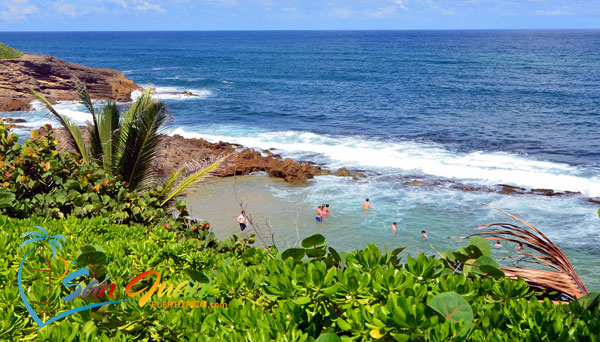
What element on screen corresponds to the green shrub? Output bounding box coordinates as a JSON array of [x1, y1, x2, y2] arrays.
[[0, 119, 209, 230], [0, 42, 23, 59], [1, 216, 598, 341]]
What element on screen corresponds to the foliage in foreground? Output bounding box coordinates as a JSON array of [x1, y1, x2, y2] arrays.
[[0, 42, 23, 59], [0, 119, 207, 230], [1, 215, 599, 342]]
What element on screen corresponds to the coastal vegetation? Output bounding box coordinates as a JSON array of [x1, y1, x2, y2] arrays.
[[1, 118, 599, 341], [0, 42, 23, 59], [1, 215, 599, 341]]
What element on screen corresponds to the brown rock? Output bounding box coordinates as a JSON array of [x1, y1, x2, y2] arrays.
[[588, 198, 600, 205], [498, 184, 526, 195], [333, 167, 351, 177], [404, 180, 429, 186], [0, 54, 139, 112]]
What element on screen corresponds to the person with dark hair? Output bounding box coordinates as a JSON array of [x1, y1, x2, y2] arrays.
[[421, 230, 428, 239], [517, 243, 524, 252], [320, 203, 328, 220], [237, 211, 248, 231], [323, 204, 333, 218], [495, 240, 503, 248], [362, 198, 371, 210], [391, 222, 397, 235]]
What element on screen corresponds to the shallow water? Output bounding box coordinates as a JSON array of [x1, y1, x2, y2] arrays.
[[186, 175, 600, 290]]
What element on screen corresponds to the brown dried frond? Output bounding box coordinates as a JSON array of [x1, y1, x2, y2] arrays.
[[470, 203, 588, 299]]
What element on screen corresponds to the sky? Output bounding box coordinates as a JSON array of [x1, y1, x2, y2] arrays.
[[0, 0, 599, 31]]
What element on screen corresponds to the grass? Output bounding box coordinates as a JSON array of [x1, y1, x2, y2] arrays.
[[0, 42, 24, 59]]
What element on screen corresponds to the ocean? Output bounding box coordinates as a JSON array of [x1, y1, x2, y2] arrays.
[[1, 30, 599, 289]]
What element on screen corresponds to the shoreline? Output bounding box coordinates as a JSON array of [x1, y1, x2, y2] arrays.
[[3, 114, 600, 204]]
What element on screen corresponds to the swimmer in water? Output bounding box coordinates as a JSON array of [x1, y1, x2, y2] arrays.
[[362, 198, 372, 210], [316, 206, 323, 222]]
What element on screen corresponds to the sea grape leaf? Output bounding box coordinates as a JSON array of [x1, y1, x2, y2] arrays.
[[305, 248, 327, 258], [282, 248, 305, 261], [479, 265, 505, 279], [302, 234, 326, 248], [468, 236, 491, 256], [428, 292, 473, 334], [77, 251, 107, 266]]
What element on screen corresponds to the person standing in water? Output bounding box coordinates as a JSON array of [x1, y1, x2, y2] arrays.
[[237, 211, 249, 231], [323, 204, 333, 218], [391, 222, 398, 235], [320, 204, 328, 221], [316, 206, 323, 222], [362, 198, 372, 210], [421, 230, 428, 239]]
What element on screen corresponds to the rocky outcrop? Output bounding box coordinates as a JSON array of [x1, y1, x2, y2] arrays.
[[155, 135, 331, 184], [0, 54, 139, 112]]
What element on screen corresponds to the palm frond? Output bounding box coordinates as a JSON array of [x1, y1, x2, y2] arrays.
[[470, 204, 589, 299], [160, 157, 224, 207], [112, 88, 153, 167], [73, 77, 95, 116], [116, 100, 167, 190], [28, 88, 91, 163], [96, 101, 120, 171], [160, 166, 185, 199], [74, 78, 104, 160]]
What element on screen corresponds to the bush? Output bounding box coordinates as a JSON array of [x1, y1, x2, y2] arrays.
[[1, 216, 598, 341], [0, 119, 209, 230], [0, 42, 23, 59]]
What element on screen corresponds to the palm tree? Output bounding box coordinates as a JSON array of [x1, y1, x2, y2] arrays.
[[17, 226, 66, 328], [29, 79, 222, 203]]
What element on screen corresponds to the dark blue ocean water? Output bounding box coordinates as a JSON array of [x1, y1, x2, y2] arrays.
[[3, 30, 600, 165]]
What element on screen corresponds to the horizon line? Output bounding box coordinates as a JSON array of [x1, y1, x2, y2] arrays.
[[1, 28, 599, 33]]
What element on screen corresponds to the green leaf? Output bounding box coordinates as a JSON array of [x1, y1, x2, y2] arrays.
[[428, 292, 473, 333], [292, 297, 311, 305], [316, 333, 342, 342], [185, 269, 210, 283], [302, 234, 326, 248], [468, 236, 491, 256], [281, 248, 305, 261], [0, 191, 15, 209], [578, 291, 600, 310], [77, 251, 107, 266]]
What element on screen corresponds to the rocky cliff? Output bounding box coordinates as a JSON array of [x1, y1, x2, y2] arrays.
[[0, 54, 139, 112]]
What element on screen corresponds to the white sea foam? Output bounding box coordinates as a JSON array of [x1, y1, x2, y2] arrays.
[[171, 127, 600, 197], [132, 86, 214, 101]]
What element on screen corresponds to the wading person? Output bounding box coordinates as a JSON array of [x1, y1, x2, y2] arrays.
[[316, 205, 323, 222], [237, 211, 249, 231], [362, 198, 372, 210]]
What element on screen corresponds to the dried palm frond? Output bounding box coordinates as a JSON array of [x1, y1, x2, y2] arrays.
[[469, 203, 588, 300]]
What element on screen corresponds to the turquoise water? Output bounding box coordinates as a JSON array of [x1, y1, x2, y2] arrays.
[[1, 30, 599, 289]]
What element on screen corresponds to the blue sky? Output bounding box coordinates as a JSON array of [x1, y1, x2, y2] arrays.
[[1, 0, 599, 31]]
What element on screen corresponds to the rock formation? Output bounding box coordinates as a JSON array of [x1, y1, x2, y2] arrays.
[[0, 54, 139, 112]]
